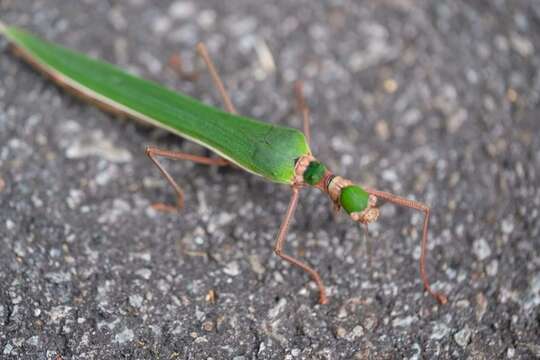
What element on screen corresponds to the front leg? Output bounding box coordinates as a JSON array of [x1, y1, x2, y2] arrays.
[[273, 186, 328, 304], [364, 187, 448, 304]]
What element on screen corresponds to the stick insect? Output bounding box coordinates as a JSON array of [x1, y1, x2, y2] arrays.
[[0, 23, 447, 305]]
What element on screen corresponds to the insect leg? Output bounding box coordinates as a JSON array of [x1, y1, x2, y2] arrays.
[[145, 146, 229, 212], [273, 186, 328, 304], [294, 80, 311, 145], [196, 43, 238, 114], [364, 188, 448, 304]]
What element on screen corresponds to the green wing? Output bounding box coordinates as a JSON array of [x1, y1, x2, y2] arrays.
[[1, 26, 310, 184]]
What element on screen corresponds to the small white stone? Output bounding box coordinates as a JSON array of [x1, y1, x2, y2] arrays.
[[268, 298, 287, 319], [3, 343, 13, 355], [12, 338, 23, 347], [129, 294, 144, 308], [65, 131, 132, 163], [430, 322, 450, 340], [171, 323, 183, 335], [486, 260, 498, 276], [403, 108, 421, 126], [130, 252, 152, 262], [169, 2, 196, 19], [335, 326, 347, 338], [454, 326, 471, 347], [108, 7, 127, 30], [409, 343, 421, 360], [31, 195, 44, 208], [392, 315, 418, 328], [26, 336, 39, 347], [135, 269, 152, 280], [13, 242, 26, 257], [153, 16, 172, 34], [501, 219, 514, 234], [346, 325, 364, 341], [198, 9, 216, 29], [49, 306, 72, 323], [194, 336, 207, 343], [510, 32, 534, 57], [6, 219, 15, 230], [223, 261, 240, 276], [114, 327, 134, 344], [473, 238, 491, 261], [447, 108, 467, 133], [229, 17, 257, 37], [80, 333, 89, 346], [476, 293, 488, 322], [381, 169, 398, 183], [257, 342, 266, 355], [248, 255, 265, 275], [66, 189, 84, 209], [45, 271, 72, 283], [139, 51, 162, 75]]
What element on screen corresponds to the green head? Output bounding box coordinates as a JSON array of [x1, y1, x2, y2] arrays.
[[340, 184, 379, 224], [320, 174, 380, 224], [340, 185, 369, 214]]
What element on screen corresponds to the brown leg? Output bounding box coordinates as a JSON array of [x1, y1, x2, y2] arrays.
[[273, 186, 328, 304], [145, 146, 228, 212], [169, 43, 237, 114], [365, 188, 448, 304], [196, 43, 238, 114], [294, 80, 311, 145]]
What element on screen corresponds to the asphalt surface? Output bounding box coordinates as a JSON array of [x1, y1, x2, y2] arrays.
[[1, 1, 539, 359]]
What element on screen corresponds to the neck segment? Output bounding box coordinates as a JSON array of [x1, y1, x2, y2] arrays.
[[294, 156, 379, 224]]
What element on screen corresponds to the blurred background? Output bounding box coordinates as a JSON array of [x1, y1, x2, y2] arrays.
[[0, 0, 539, 358]]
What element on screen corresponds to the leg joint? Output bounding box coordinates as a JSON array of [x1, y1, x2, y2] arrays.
[[145, 146, 153, 157]]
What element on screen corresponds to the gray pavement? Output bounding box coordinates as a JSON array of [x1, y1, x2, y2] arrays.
[[1, 1, 539, 358]]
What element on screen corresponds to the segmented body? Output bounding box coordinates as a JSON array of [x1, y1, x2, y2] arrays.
[[1, 26, 310, 184]]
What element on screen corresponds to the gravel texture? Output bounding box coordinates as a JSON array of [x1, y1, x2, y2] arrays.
[[1, 1, 539, 359]]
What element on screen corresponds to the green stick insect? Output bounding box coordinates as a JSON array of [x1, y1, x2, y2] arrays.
[[0, 23, 447, 305]]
